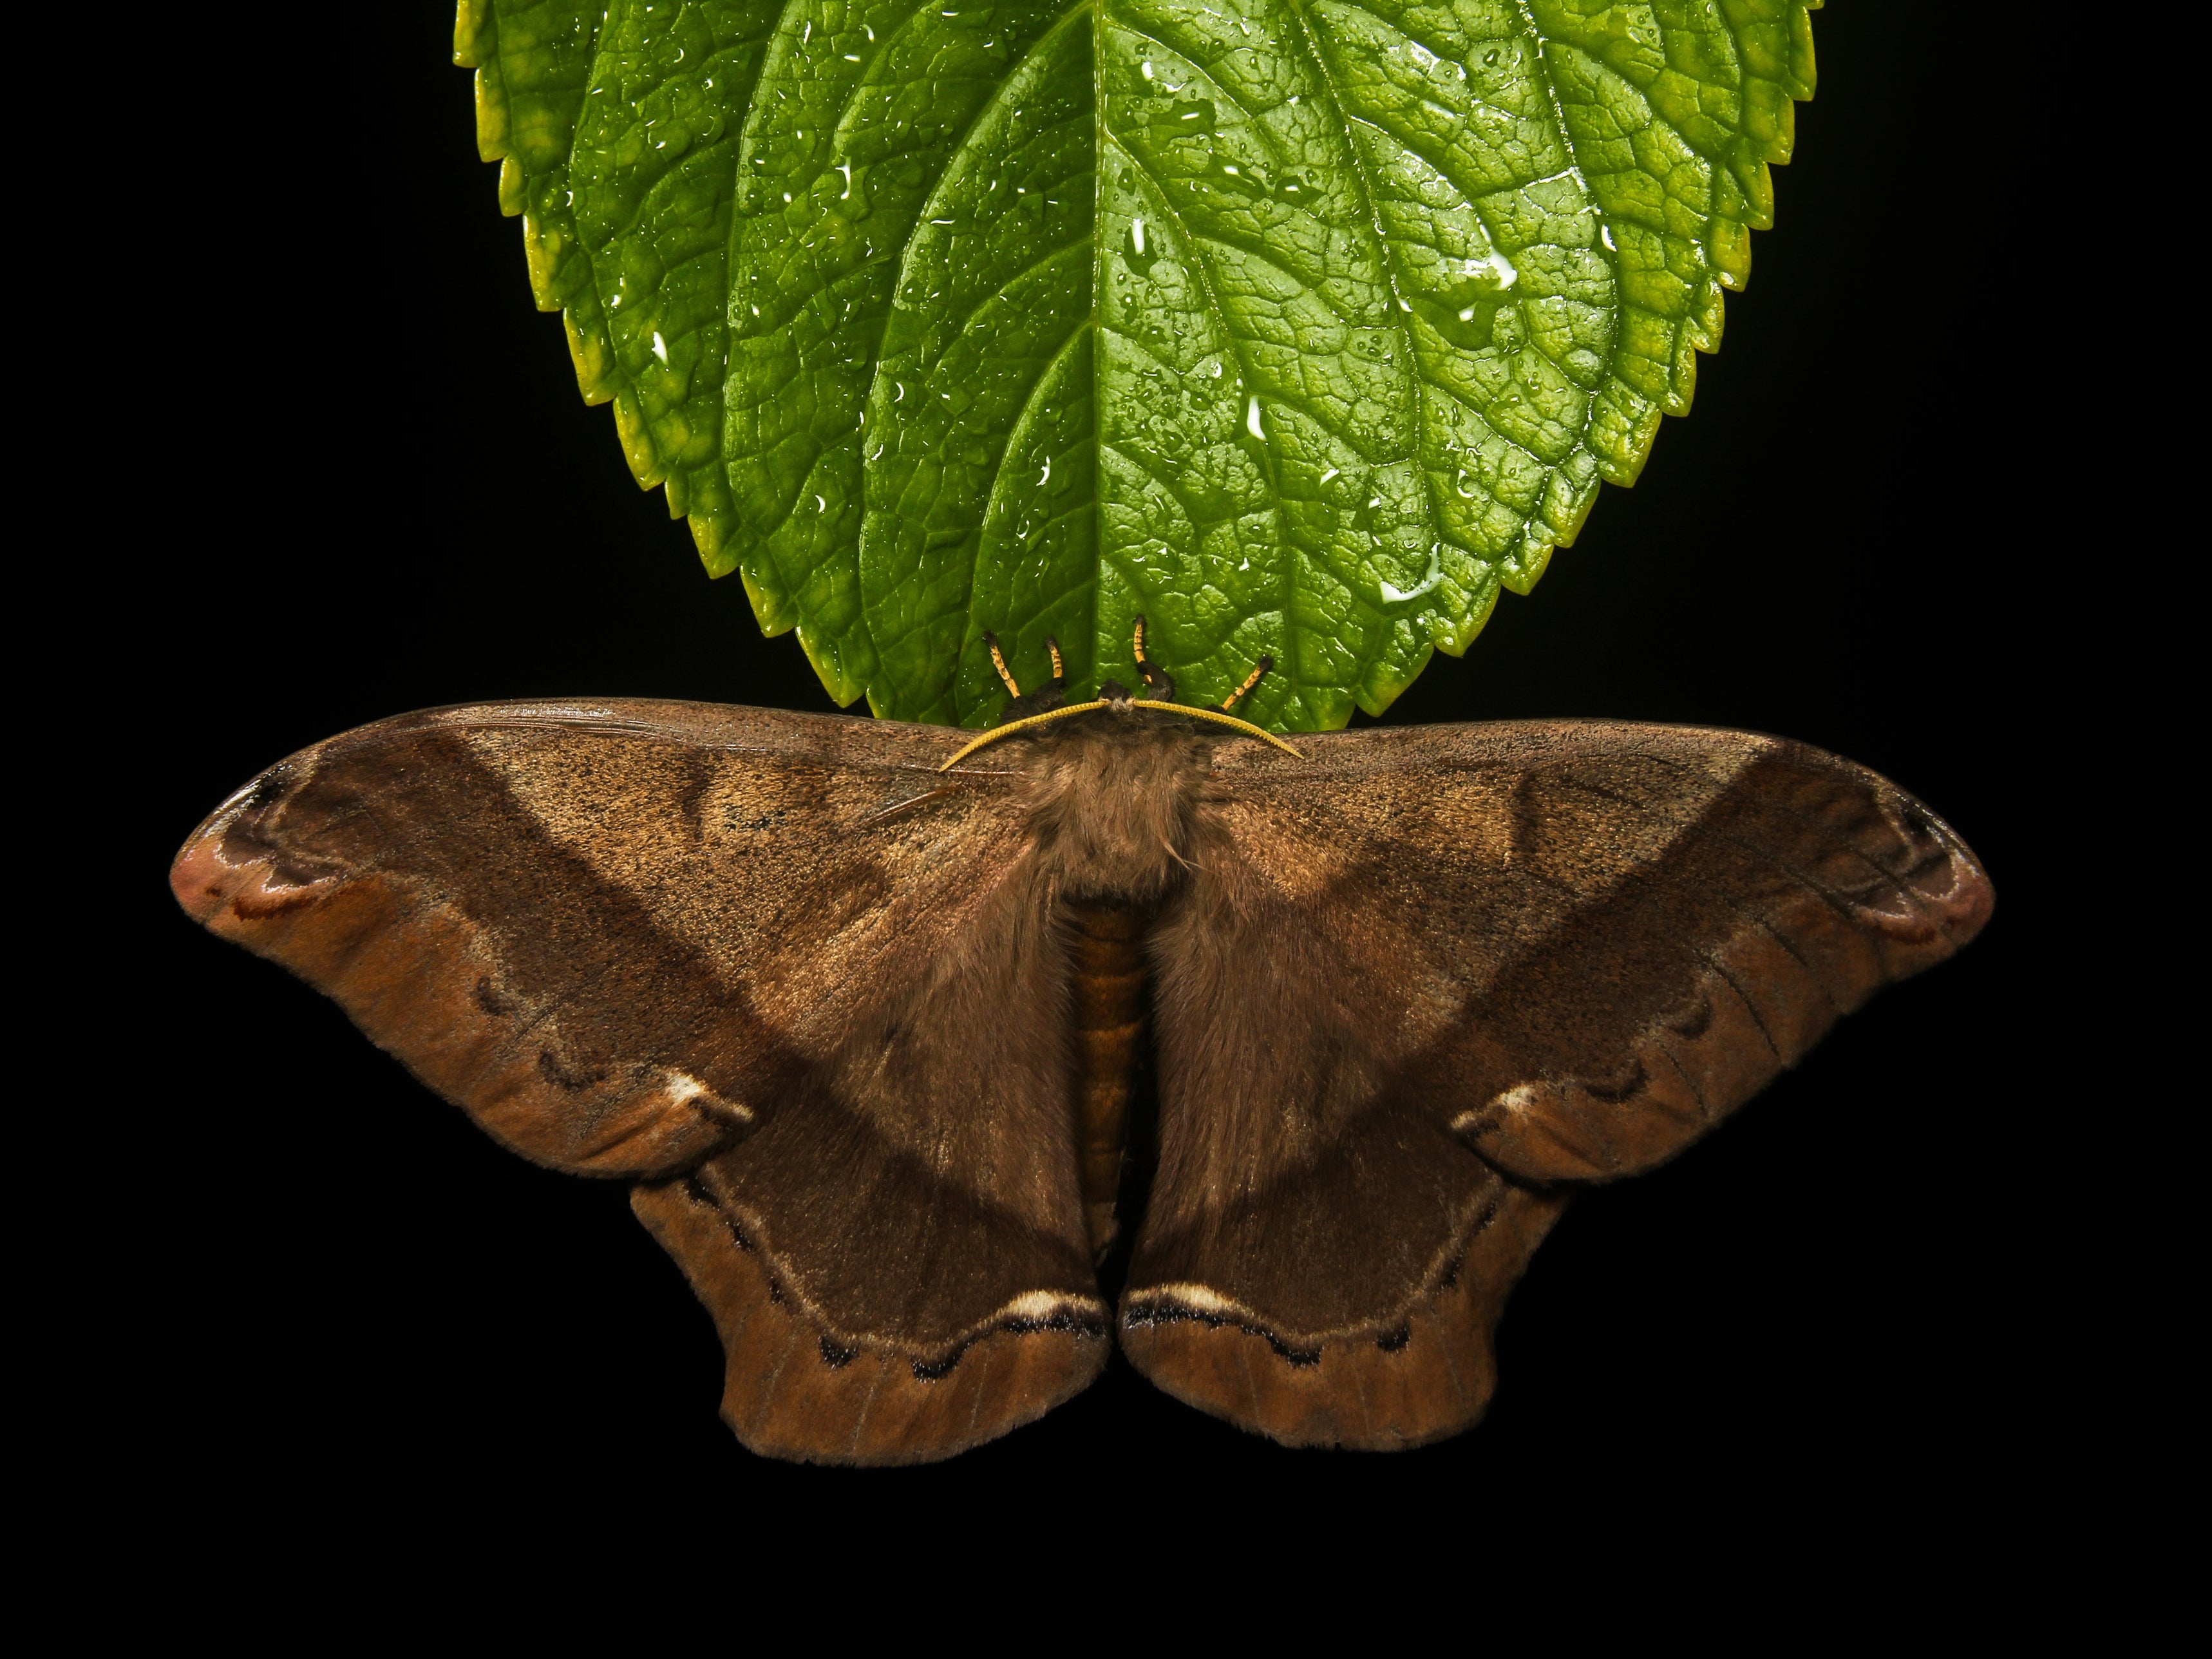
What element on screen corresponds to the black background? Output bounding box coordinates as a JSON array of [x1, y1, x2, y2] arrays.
[[67, 0, 2175, 1604]]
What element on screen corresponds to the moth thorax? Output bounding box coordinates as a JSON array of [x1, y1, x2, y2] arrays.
[[1021, 721, 1209, 904]]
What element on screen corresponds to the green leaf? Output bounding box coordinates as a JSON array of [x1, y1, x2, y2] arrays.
[[458, 0, 1816, 729]]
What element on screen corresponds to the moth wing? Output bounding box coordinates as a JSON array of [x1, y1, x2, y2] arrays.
[[1124, 721, 1993, 1449], [172, 699, 1105, 1464]]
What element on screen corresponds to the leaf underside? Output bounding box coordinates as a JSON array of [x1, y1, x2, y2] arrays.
[[457, 0, 1815, 730]]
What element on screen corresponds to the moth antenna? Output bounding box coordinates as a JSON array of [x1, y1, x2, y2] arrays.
[[1218, 654, 1274, 712], [939, 701, 1111, 770], [983, 631, 1022, 698], [941, 694, 1306, 770], [1128, 614, 1178, 701], [1045, 636, 1065, 681], [1131, 700, 1303, 757]]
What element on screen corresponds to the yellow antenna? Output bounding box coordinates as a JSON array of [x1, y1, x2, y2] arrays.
[[983, 631, 1021, 697], [1134, 701, 1301, 754], [938, 701, 1107, 770], [938, 699, 1301, 772], [1219, 655, 1273, 712]]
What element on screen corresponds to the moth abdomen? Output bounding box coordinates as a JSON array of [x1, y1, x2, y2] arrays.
[[1063, 898, 1155, 1264]]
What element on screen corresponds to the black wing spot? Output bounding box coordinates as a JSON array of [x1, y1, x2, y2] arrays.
[[1663, 994, 1714, 1041], [537, 1049, 603, 1092], [683, 1179, 758, 1255], [1001, 1309, 1108, 1339], [1122, 1299, 1321, 1367], [908, 1307, 1109, 1383], [818, 1336, 858, 1369], [1580, 1057, 1649, 1103], [1434, 1200, 1501, 1294]]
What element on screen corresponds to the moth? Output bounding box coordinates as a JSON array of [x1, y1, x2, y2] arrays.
[[171, 621, 1991, 1464]]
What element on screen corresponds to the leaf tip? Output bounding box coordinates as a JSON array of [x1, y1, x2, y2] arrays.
[[794, 621, 867, 710]]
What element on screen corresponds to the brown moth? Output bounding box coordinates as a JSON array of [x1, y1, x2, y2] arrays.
[[169, 623, 1991, 1464]]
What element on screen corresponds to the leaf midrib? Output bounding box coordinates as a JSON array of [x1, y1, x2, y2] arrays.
[[861, 0, 1097, 684]]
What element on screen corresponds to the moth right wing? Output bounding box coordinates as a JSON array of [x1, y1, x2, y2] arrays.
[[1124, 721, 1992, 1450], [172, 699, 1106, 1464]]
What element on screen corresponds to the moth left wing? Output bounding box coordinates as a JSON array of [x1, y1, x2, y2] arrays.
[[1123, 721, 1993, 1450], [173, 699, 1106, 1463]]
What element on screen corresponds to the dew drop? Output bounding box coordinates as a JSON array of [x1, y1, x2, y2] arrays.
[[1123, 219, 1158, 276], [1150, 99, 1216, 144], [1379, 544, 1443, 604]]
